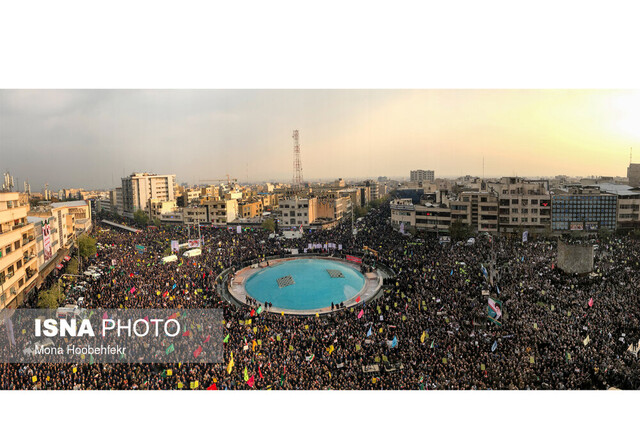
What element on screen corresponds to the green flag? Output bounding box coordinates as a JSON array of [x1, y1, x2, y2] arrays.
[[223, 334, 230, 343], [89, 354, 94, 365], [244, 367, 248, 381], [166, 344, 175, 355]]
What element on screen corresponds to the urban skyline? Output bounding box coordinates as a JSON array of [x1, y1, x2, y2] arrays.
[[2, 89, 640, 191]]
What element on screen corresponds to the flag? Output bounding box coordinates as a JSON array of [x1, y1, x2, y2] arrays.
[[250, 308, 256, 317], [257, 306, 263, 315], [227, 352, 235, 374], [588, 297, 593, 307], [165, 344, 175, 355], [430, 340, 434, 349], [327, 345, 334, 354], [357, 309, 364, 319], [491, 341, 498, 352], [247, 375, 255, 388], [391, 336, 398, 348], [356, 296, 361, 303], [367, 326, 372, 337], [305, 354, 315, 362], [204, 335, 211, 344], [193, 345, 203, 358], [420, 331, 426, 343], [259, 366, 264, 379], [243, 367, 249, 381], [481, 264, 488, 278], [207, 383, 218, 390], [583, 335, 591, 346], [487, 297, 503, 326]]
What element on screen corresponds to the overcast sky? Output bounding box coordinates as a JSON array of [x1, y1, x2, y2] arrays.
[[2, 89, 640, 192]]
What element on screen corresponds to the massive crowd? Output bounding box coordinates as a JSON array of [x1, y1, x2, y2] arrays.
[[1, 201, 639, 390]]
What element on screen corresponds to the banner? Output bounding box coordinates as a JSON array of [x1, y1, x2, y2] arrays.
[[188, 239, 201, 248], [346, 255, 362, 264], [400, 223, 405, 234], [522, 230, 528, 243], [171, 240, 179, 253], [135, 245, 145, 254], [237, 226, 242, 234], [487, 297, 503, 326], [42, 220, 53, 262]]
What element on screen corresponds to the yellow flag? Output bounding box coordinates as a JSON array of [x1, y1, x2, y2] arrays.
[[315, 313, 319, 318], [32, 376, 37, 382], [420, 331, 426, 343], [227, 351, 235, 374], [72, 367, 77, 374], [167, 369, 173, 376]]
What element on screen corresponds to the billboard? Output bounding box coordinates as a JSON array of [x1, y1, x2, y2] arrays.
[[171, 240, 179, 253], [570, 223, 584, 231], [42, 220, 53, 262], [188, 239, 201, 248]]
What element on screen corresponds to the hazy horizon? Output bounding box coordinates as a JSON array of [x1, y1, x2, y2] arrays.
[[2, 89, 640, 191]]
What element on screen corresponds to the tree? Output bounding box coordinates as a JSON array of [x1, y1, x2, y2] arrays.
[[450, 220, 472, 241], [67, 258, 79, 275], [354, 205, 368, 219], [78, 235, 97, 258], [153, 218, 161, 227], [134, 209, 149, 226], [262, 218, 276, 233], [38, 280, 65, 309]]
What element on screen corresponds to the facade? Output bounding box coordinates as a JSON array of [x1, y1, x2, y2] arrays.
[[279, 197, 317, 227], [177, 189, 201, 207], [238, 199, 264, 219], [551, 186, 617, 232], [203, 199, 238, 225], [410, 169, 435, 182], [149, 199, 178, 221], [489, 177, 552, 234], [593, 183, 640, 229], [27, 215, 62, 274], [316, 196, 351, 222], [0, 193, 38, 309], [121, 173, 176, 217], [390, 198, 416, 230], [183, 206, 208, 225], [627, 163, 640, 187]]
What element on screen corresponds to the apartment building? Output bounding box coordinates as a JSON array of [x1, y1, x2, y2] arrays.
[[203, 199, 238, 225], [551, 186, 617, 232], [595, 183, 640, 229], [488, 177, 551, 234], [0, 193, 38, 309], [121, 173, 176, 218], [279, 197, 317, 227], [410, 169, 435, 182]]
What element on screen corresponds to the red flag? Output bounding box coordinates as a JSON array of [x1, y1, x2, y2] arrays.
[[162, 291, 169, 298], [129, 273, 134, 278], [247, 375, 255, 388], [588, 298, 593, 307], [259, 366, 264, 379], [168, 312, 179, 320], [357, 309, 364, 319], [193, 345, 202, 358], [250, 309, 256, 317], [356, 296, 361, 303], [204, 335, 211, 344], [183, 331, 191, 337], [129, 287, 136, 294], [206, 383, 218, 390]]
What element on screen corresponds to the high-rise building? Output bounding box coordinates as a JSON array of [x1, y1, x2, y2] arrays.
[[627, 163, 640, 187], [121, 173, 176, 218], [279, 197, 317, 228], [551, 186, 617, 232], [0, 192, 38, 309], [410, 170, 435, 182]]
